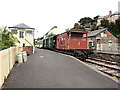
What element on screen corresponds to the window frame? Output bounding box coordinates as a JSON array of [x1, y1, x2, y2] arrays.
[[19, 31, 25, 38]]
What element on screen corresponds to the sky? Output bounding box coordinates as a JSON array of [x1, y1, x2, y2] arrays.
[[0, 0, 119, 38]]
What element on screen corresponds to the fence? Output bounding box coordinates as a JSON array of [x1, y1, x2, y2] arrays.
[[0, 47, 23, 88]]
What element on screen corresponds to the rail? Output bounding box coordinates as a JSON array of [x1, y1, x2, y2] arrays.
[[85, 58, 120, 78]]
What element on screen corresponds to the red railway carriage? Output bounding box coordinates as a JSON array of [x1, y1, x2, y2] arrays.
[[56, 30, 88, 50]]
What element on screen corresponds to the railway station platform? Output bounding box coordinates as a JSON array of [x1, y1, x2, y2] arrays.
[[2, 48, 119, 88]]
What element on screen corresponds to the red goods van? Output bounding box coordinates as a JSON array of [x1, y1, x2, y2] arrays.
[[56, 30, 88, 50]]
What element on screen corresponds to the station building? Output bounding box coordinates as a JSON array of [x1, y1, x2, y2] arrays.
[[86, 28, 119, 51], [9, 23, 35, 53]]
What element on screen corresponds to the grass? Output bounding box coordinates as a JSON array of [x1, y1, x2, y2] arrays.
[[112, 76, 120, 81]]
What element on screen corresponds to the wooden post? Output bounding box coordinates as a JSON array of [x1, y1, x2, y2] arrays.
[[86, 32, 88, 49]]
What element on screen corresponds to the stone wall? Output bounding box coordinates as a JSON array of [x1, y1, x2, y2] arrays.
[[88, 30, 119, 51], [91, 52, 120, 62]]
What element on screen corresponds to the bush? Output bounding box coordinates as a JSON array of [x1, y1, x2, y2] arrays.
[[0, 27, 17, 50]]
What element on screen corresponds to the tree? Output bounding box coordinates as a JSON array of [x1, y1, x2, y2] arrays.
[[34, 37, 44, 45], [100, 18, 109, 28], [36, 37, 44, 41], [91, 22, 97, 31], [1, 27, 17, 50], [115, 17, 120, 34], [73, 23, 79, 29], [78, 17, 93, 25], [65, 28, 70, 31], [108, 19, 120, 35], [107, 18, 120, 43], [48, 33, 56, 37], [93, 15, 100, 22], [72, 23, 85, 30], [76, 25, 85, 30], [115, 18, 120, 43]]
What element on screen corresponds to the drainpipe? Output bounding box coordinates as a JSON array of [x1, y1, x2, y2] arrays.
[[86, 32, 88, 49], [33, 29, 35, 53]]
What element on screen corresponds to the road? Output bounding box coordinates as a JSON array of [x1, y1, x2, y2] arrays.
[[3, 48, 119, 88]]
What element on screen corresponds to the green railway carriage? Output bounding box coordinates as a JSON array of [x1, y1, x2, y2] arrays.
[[43, 39, 47, 48], [49, 36, 56, 50], [43, 39, 46, 48], [46, 38, 49, 48], [43, 38, 49, 49], [43, 36, 56, 50], [49, 37, 53, 49]]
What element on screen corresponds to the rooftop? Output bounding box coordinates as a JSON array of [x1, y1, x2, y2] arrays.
[[98, 11, 120, 19], [9, 23, 35, 30], [87, 28, 106, 37]]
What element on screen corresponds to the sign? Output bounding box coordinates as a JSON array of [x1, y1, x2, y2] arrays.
[[107, 32, 111, 35]]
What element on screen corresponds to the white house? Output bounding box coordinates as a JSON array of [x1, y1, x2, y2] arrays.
[[9, 23, 35, 53]]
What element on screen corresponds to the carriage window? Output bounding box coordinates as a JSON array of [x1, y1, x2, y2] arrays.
[[71, 32, 83, 40], [71, 32, 83, 37]]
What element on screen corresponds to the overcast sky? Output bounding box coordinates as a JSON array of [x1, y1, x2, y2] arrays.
[[0, 0, 119, 38]]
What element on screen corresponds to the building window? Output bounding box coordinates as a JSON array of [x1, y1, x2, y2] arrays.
[[89, 40, 94, 49], [19, 31, 24, 38], [11, 29, 18, 34], [108, 40, 113, 51], [101, 33, 104, 37], [97, 39, 100, 44], [23, 43, 25, 47], [26, 30, 32, 35]]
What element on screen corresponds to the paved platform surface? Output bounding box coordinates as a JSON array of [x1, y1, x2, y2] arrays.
[[3, 49, 119, 88]]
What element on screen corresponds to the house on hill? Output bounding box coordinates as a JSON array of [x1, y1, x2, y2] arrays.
[[9, 23, 35, 53], [97, 10, 120, 26], [86, 28, 119, 51]]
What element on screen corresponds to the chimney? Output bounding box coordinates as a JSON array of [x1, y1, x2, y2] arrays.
[[109, 10, 112, 15]]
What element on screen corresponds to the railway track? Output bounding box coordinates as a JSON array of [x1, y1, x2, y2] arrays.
[[54, 49, 120, 79], [85, 58, 120, 79]]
